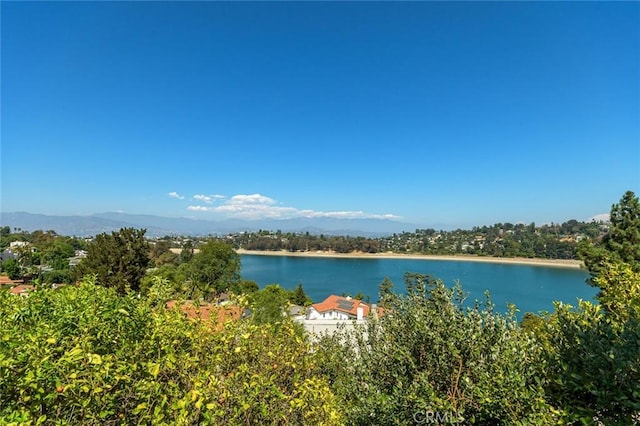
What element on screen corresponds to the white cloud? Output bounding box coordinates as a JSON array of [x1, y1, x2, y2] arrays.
[[299, 210, 401, 220], [193, 194, 214, 204], [186, 193, 402, 221], [193, 194, 227, 204], [228, 194, 276, 205], [212, 194, 294, 218], [168, 191, 184, 200], [187, 205, 213, 212]]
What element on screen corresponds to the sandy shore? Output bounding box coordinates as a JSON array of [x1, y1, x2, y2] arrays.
[[235, 249, 584, 269]]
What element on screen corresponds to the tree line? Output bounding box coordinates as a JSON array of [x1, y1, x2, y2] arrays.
[[228, 219, 604, 259]]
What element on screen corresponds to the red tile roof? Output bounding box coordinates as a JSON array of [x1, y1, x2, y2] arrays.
[[9, 284, 34, 295], [166, 300, 243, 329], [0, 275, 23, 286], [311, 295, 371, 318]]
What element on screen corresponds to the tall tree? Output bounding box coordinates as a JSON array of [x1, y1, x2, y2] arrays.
[[579, 190, 640, 277], [179, 240, 194, 263], [378, 276, 395, 307], [41, 239, 75, 270], [149, 240, 178, 267], [603, 190, 640, 270], [178, 240, 240, 300], [76, 228, 151, 295], [1, 258, 21, 280], [290, 282, 311, 306]]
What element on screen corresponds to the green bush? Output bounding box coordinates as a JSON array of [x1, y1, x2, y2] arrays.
[[0, 277, 341, 425], [315, 274, 558, 425], [543, 300, 640, 424]]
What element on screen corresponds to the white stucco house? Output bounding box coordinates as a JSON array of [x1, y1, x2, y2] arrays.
[[306, 294, 372, 321]]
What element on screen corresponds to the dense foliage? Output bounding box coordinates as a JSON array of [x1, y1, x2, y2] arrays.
[[543, 299, 640, 424], [0, 277, 341, 425], [74, 228, 151, 294], [174, 240, 241, 300], [4, 271, 637, 425], [141, 240, 244, 302], [248, 284, 290, 326], [579, 190, 640, 277], [536, 191, 640, 424], [316, 274, 558, 425]]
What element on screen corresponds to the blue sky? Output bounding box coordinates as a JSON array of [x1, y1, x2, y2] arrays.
[[1, 2, 638, 229]]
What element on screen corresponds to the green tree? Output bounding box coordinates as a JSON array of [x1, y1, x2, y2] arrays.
[[543, 300, 640, 424], [179, 240, 194, 263], [579, 190, 640, 277], [42, 269, 74, 285], [13, 244, 38, 278], [30, 230, 57, 249], [543, 192, 640, 423], [251, 284, 289, 326], [1, 258, 21, 280], [378, 276, 395, 307], [237, 279, 259, 295], [592, 261, 640, 324], [140, 264, 181, 297], [290, 282, 311, 306], [149, 240, 178, 266], [605, 190, 640, 268], [179, 240, 240, 301], [75, 228, 151, 295], [353, 291, 370, 303], [41, 239, 75, 270], [404, 272, 438, 298]]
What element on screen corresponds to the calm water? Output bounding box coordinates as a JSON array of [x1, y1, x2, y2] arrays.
[[240, 255, 597, 315]]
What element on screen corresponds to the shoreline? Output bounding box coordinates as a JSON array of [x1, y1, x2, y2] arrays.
[[235, 249, 585, 269]]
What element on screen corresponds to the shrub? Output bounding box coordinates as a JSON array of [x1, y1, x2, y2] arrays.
[[315, 274, 557, 425], [543, 300, 640, 424], [0, 277, 341, 425]]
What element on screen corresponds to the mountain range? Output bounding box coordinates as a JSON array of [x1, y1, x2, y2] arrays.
[[0, 212, 418, 237]]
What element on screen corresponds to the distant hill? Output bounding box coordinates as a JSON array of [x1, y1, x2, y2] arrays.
[[0, 212, 417, 237]]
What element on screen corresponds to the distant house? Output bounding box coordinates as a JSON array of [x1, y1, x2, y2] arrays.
[[306, 295, 374, 321], [9, 284, 35, 297], [2, 242, 36, 262], [1, 248, 17, 262], [0, 275, 23, 286], [1, 274, 30, 296], [166, 300, 246, 330], [9, 241, 29, 249], [9, 241, 36, 254]]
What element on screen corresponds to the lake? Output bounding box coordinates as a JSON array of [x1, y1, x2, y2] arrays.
[[240, 254, 598, 316]]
